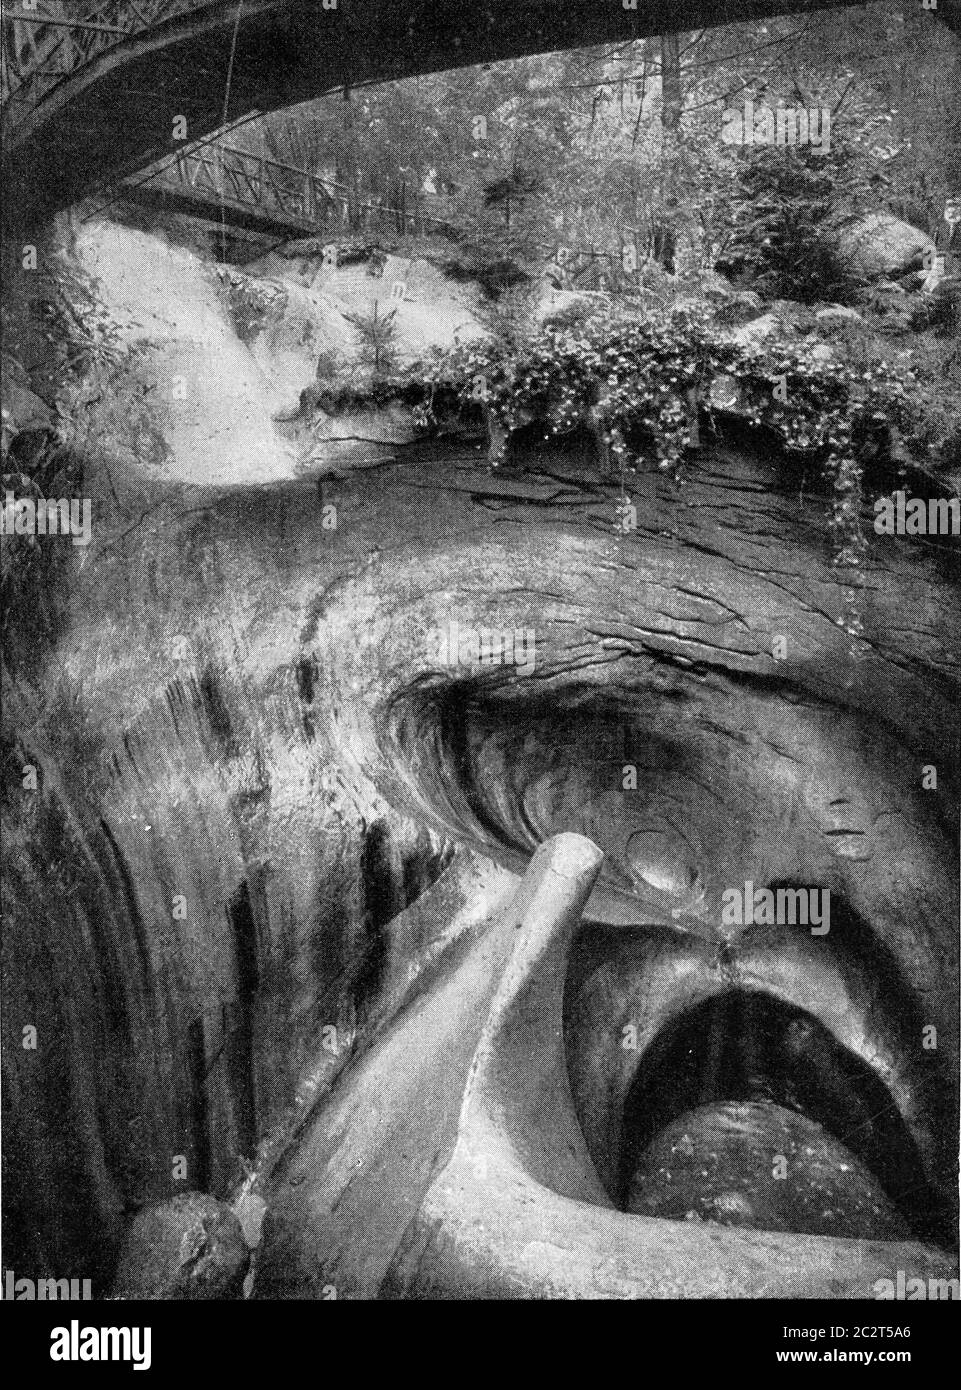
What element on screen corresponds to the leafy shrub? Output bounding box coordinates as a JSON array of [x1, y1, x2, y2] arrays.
[[36, 252, 130, 383], [474, 282, 543, 356], [912, 278, 961, 340], [717, 144, 865, 305]]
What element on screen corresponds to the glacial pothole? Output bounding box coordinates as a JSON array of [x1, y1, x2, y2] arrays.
[[380, 676, 955, 1251], [610, 991, 945, 1245]]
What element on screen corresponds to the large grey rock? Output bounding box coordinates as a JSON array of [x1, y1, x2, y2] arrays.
[[113, 1193, 249, 1300], [815, 305, 863, 325], [836, 213, 935, 283], [306, 401, 421, 466], [728, 310, 781, 346]]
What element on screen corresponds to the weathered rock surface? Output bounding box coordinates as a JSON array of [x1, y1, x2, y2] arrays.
[[624, 1101, 909, 1241], [836, 213, 936, 284], [3, 219, 957, 1297], [112, 1193, 249, 1299]]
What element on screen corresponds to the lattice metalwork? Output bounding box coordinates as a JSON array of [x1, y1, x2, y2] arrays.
[[130, 139, 455, 238], [1, 1, 204, 128], [1, 1, 455, 238], [162, 142, 340, 227]]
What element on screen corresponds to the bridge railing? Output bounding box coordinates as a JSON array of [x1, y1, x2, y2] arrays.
[[130, 139, 457, 239], [168, 143, 338, 225]]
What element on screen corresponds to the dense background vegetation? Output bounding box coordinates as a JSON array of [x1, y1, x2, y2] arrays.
[[235, 2, 959, 295]]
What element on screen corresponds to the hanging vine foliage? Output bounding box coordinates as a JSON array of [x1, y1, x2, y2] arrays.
[[417, 303, 917, 588]]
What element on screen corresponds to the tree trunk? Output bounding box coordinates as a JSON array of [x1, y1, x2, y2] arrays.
[[658, 32, 683, 273]]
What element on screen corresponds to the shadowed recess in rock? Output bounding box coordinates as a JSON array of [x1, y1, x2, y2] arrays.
[[615, 991, 945, 1244]]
